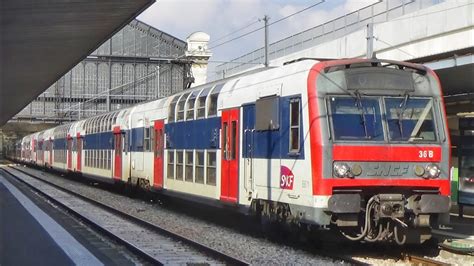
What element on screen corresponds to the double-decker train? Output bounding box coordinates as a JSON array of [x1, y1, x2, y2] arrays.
[[11, 58, 451, 244]]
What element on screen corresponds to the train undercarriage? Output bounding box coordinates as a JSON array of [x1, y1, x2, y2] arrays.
[[251, 189, 450, 245], [328, 191, 450, 244]]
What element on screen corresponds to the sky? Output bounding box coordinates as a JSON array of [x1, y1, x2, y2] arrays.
[[138, 0, 379, 79]]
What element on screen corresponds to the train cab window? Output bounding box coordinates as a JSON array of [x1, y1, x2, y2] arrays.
[[186, 90, 200, 120], [330, 97, 383, 141], [185, 151, 194, 182], [196, 87, 212, 119], [384, 98, 437, 142], [167, 150, 175, 179], [256, 96, 280, 130], [206, 151, 216, 186], [176, 151, 184, 180], [195, 151, 204, 184], [289, 98, 301, 152], [177, 93, 190, 121], [168, 95, 179, 122]]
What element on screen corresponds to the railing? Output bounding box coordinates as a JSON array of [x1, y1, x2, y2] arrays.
[[214, 0, 445, 80]]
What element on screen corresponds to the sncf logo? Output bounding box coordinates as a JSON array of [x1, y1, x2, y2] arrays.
[[280, 166, 294, 190], [366, 164, 410, 177]]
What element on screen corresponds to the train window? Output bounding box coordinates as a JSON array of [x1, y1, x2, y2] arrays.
[[208, 94, 218, 117], [384, 98, 437, 142], [223, 122, 228, 159], [177, 93, 190, 121], [207, 84, 223, 117], [185, 151, 194, 182], [167, 150, 175, 179], [330, 97, 383, 141], [289, 98, 301, 152], [196, 87, 212, 119], [144, 127, 151, 152], [195, 151, 204, 184], [168, 95, 179, 122], [206, 151, 216, 186], [123, 132, 129, 153], [231, 121, 237, 160], [256, 96, 280, 131], [176, 151, 184, 180], [186, 90, 199, 120]]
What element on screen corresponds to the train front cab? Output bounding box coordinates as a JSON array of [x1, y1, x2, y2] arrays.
[[308, 59, 451, 244]]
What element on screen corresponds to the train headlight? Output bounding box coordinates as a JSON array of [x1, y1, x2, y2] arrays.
[[425, 164, 441, 178], [334, 162, 351, 178], [414, 165, 425, 177]]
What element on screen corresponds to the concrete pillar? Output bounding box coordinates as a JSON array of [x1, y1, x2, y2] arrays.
[[185, 32, 212, 87]]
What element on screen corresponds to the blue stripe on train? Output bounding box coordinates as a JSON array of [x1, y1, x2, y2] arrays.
[[83, 132, 114, 150], [242, 95, 304, 160], [165, 117, 221, 150]]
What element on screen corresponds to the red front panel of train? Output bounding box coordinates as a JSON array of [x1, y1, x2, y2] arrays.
[[153, 120, 164, 189], [306, 60, 450, 197], [220, 108, 239, 203]]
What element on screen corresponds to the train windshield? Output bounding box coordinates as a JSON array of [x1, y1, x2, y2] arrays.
[[330, 97, 384, 141], [384, 98, 437, 142]]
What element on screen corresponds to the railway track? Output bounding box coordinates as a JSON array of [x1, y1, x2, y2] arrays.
[[1, 165, 248, 265], [4, 163, 468, 265]]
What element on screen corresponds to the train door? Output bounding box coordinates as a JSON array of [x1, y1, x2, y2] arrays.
[[113, 126, 122, 180], [77, 133, 82, 172], [33, 139, 37, 163], [49, 138, 53, 166], [220, 108, 240, 203], [153, 120, 165, 189], [67, 135, 72, 170]]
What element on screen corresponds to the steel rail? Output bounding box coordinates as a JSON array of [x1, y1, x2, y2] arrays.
[[403, 253, 449, 266], [2, 166, 249, 265]]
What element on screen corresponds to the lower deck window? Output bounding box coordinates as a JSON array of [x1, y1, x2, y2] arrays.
[[195, 151, 204, 184], [176, 151, 184, 180], [167, 150, 175, 179], [206, 151, 216, 185], [185, 151, 193, 182]]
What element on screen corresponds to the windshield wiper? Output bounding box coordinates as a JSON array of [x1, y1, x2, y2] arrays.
[[408, 99, 433, 142], [397, 93, 410, 138], [355, 91, 369, 139]]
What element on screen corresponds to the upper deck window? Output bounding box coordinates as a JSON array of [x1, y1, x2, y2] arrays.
[[196, 87, 212, 119], [329, 97, 383, 141], [177, 93, 190, 121], [384, 97, 437, 142], [186, 90, 200, 120], [207, 84, 223, 117], [168, 95, 180, 122]]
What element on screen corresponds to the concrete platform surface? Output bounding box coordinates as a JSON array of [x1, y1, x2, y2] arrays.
[[0, 171, 135, 265], [433, 205, 474, 242]]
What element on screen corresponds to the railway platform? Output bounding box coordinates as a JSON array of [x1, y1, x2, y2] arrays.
[[0, 169, 136, 265], [433, 205, 474, 254]]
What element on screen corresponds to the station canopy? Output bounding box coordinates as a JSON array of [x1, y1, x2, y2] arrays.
[[0, 0, 154, 126]]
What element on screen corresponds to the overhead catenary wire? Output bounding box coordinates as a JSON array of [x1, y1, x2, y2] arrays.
[[209, 0, 326, 50], [373, 37, 417, 58], [208, 18, 261, 45]]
